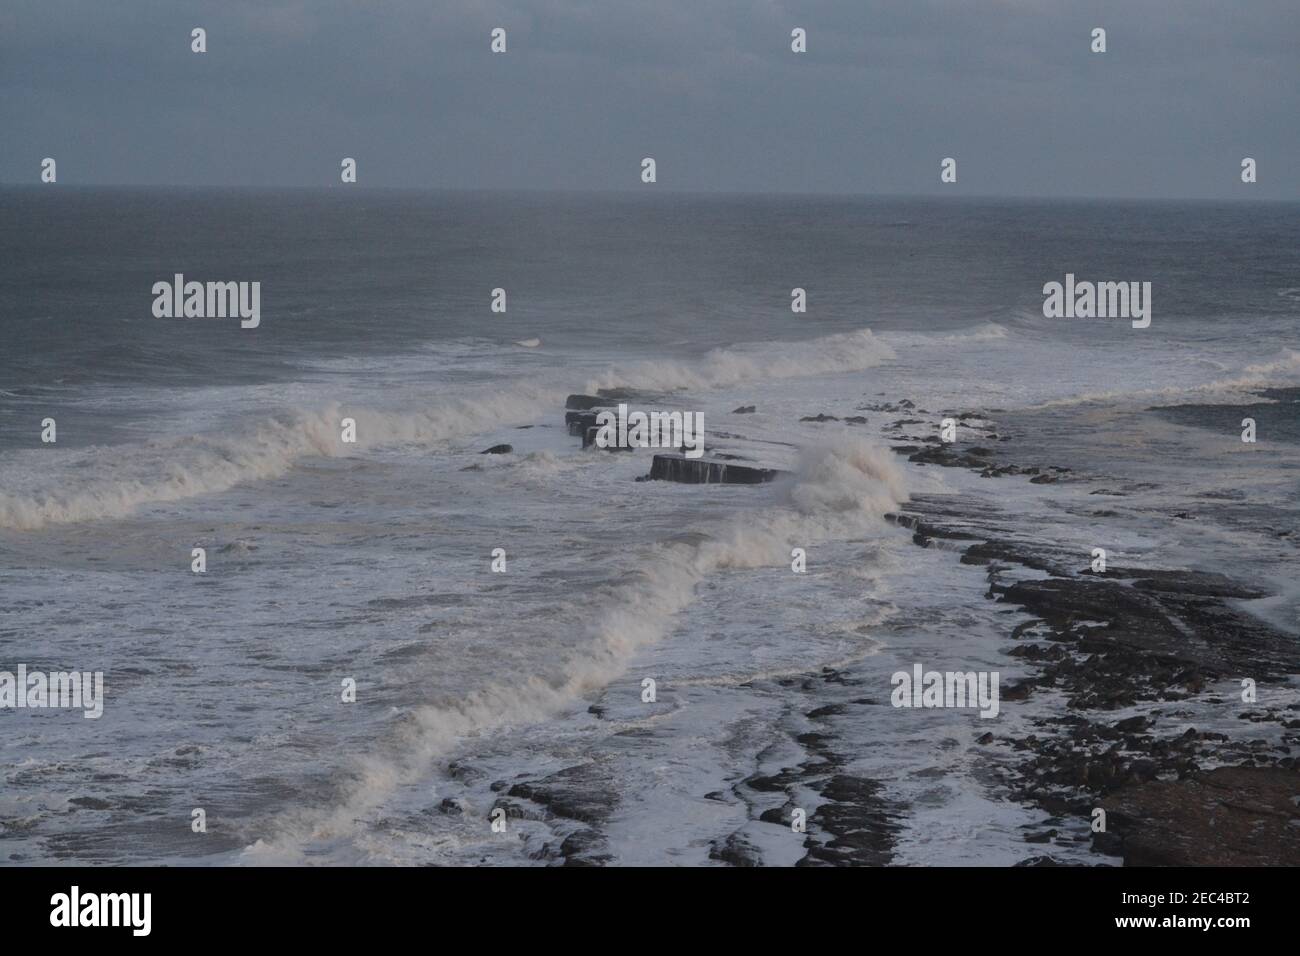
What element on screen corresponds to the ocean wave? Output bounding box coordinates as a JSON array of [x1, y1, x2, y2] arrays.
[[240, 438, 907, 862], [1031, 348, 1300, 410], [940, 322, 1010, 343], [584, 328, 895, 393], [0, 386, 562, 531], [1, 329, 894, 531]]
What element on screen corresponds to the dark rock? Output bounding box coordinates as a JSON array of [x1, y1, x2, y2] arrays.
[[488, 799, 534, 822], [507, 764, 617, 826], [558, 828, 613, 866], [646, 454, 782, 484], [1114, 715, 1151, 734], [583, 426, 632, 451], [1084, 567, 1267, 600], [1102, 767, 1300, 865], [565, 394, 609, 410], [566, 411, 599, 436], [480, 444, 513, 455], [798, 775, 903, 867], [709, 832, 763, 867]]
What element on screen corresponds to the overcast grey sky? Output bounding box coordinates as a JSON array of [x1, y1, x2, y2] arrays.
[[1, 0, 1296, 198]]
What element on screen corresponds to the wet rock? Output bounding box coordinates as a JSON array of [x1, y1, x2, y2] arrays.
[[507, 764, 617, 826], [565, 394, 608, 410], [709, 832, 764, 867], [646, 454, 783, 484], [798, 775, 903, 867], [488, 799, 535, 822], [565, 411, 599, 436], [582, 426, 633, 451], [558, 828, 613, 866], [1101, 767, 1300, 865], [1114, 715, 1151, 734], [707, 832, 764, 868], [1084, 567, 1267, 600]]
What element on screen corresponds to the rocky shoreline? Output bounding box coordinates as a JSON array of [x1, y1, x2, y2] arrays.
[[885, 402, 1300, 866], [477, 394, 1298, 866]]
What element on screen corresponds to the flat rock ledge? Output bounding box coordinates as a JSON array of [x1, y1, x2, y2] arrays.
[[1098, 766, 1300, 866], [645, 454, 784, 485]]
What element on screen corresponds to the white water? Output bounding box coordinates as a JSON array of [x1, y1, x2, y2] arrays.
[[2, 319, 1297, 866]]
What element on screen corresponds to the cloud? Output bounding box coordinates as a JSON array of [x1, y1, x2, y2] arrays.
[[0, 0, 1296, 198]]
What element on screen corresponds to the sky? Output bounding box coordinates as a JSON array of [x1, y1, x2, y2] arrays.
[[1, 0, 1297, 199]]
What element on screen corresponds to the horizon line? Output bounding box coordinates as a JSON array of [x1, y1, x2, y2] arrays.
[[1, 182, 1295, 205]]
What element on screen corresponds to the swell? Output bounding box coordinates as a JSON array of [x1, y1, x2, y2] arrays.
[[583, 328, 894, 393], [0, 328, 894, 531], [1031, 348, 1300, 410], [240, 439, 908, 862], [0, 385, 564, 531]]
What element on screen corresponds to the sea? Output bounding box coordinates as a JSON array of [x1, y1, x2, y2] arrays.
[[1, 187, 1297, 864]]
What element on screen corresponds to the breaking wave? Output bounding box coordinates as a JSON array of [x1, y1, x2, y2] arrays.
[[0, 329, 894, 531], [1032, 349, 1300, 410], [241, 437, 907, 862]]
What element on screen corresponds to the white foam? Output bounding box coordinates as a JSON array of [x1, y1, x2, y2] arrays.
[[1031, 348, 1300, 410], [241, 437, 907, 861], [0, 329, 896, 531], [584, 329, 895, 394]]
